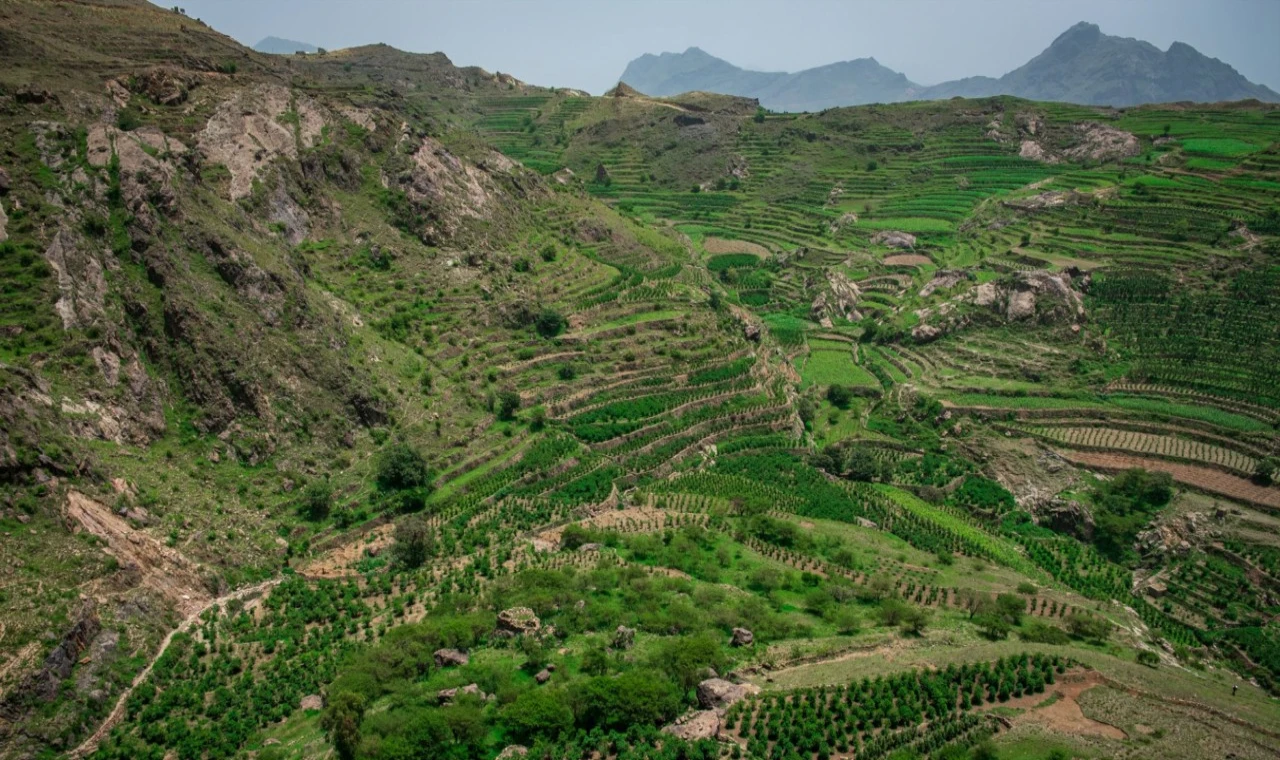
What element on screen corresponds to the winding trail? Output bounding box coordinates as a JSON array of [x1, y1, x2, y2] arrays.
[[68, 578, 282, 759]]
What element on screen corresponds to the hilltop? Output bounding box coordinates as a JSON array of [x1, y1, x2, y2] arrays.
[[252, 36, 319, 55], [619, 22, 1280, 110], [0, 3, 1278, 760]]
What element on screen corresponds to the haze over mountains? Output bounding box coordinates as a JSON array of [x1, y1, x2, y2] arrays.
[[252, 35, 318, 54], [620, 22, 1280, 111]]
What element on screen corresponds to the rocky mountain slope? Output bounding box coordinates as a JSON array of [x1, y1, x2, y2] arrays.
[[619, 22, 1279, 110]]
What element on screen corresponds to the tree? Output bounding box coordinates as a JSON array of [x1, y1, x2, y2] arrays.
[[975, 612, 1012, 640], [300, 479, 333, 521], [573, 671, 682, 730], [560, 524, 592, 550], [1254, 457, 1277, 486], [497, 390, 521, 421], [320, 691, 365, 760], [535, 308, 565, 338], [581, 645, 610, 676], [1090, 468, 1173, 562], [650, 633, 726, 693], [502, 689, 573, 743], [826, 384, 853, 409], [995, 593, 1025, 626], [1136, 649, 1160, 667], [899, 606, 931, 636], [753, 107, 767, 123], [393, 515, 435, 569], [376, 443, 431, 492]]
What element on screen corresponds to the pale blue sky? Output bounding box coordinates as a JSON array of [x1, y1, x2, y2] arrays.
[[170, 0, 1280, 94]]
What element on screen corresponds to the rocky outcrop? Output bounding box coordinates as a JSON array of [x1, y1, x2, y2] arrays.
[[497, 607, 541, 635], [1037, 498, 1095, 541], [1062, 123, 1141, 163], [14, 601, 100, 704], [918, 270, 970, 298], [201, 236, 288, 326], [810, 271, 862, 327], [128, 66, 198, 106], [86, 124, 187, 229], [198, 84, 327, 199], [43, 228, 108, 331], [534, 669, 552, 684], [437, 683, 486, 704], [871, 230, 917, 249], [496, 747, 528, 760], [662, 710, 720, 740], [696, 678, 760, 711], [434, 648, 469, 668], [0, 198, 7, 244], [730, 627, 754, 647]]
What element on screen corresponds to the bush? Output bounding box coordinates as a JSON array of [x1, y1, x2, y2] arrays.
[[300, 479, 333, 521], [1066, 611, 1113, 642], [1136, 649, 1160, 667], [116, 107, 141, 132], [539, 243, 558, 262], [497, 390, 521, 421], [558, 364, 577, 381], [1019, 621, 1070, 645], [535, 308, 565, 338], [320, 691, 365, 760], [502, 689, 573, 743], [376, 443, 432, 492], [393, 515, 434, 568], [826, 384, 853, 409]]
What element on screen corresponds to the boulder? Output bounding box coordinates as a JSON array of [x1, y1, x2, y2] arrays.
[[534, 669, 552, 684], [497, 607, 541, 635], [1041, 500, 1095, 542], [496, 747, 528, 760], [612, 625, 636, 650], [434, 648, 469, 668], [912, 323, 942, 343], [299, 694, 323, 711], [437, 683, 484, 704], [15, 85, 56, 104], [578, 543, 603, 552], [0, 166, 10, 194], [662, 710, 721, 741], [696, 678, 760, 711], [730, 627, 754, 647]]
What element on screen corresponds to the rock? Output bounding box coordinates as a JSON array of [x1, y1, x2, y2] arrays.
[[546, 663, 557, 672], [696, 678, 760, 711], [854, 516, 879, 530], [1019, 140, 1056, 163], [534, 669, 552, 684], [42, 227, 108, 331], [578, 543, 603, 552], [730, 627, 754, 647], [744, 322, 762, 342], [16, 602, 101, 702], [437, 683, 484, 704], [299, 694, 323, 711], [613, 625, 636, 650], [811, 270, 863, 325], [0, 166, 10, 194], [1062, 123, 1141, 163], [130, 67, 196, 106], [497, 607, 541, 635], [0, 198, 7, 244], [918, 270, 969, 298], [496, 747, 528, 760], [871, 230, 917, 249], [15, 85, 56, 104], [912, 324, 942, 343], [552, 167, 575, 185], [1040, 499, 1095, 541], [662, 710, 721, 741], [434, 648, 469, 668], [199, 83, 327, 200]]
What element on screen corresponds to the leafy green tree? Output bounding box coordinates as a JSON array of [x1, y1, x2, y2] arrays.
[[650, 633, 726, 692], [1066, 611, 1113, 642], [300, 479, 333, 521], [497, 390, 521, 421], [393, 515, 435, 569], [502, 689, 573, 743], [572, 671, 682, 730], [1254, 457, 1277, 486], [320, 691, 365, 760], [376, 443, 431, 492], [535, 308, 566, 338], [826, 384, 853, 409]]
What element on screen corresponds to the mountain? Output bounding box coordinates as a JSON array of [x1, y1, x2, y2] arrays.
[[253, 35, 318, 54], [620, 23, 1279, 110], [918, 22, 1280, 105], [619, 46, 919, 110]]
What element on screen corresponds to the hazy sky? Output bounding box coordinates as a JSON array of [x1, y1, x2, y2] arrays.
[[173, 0, 1280, 94]]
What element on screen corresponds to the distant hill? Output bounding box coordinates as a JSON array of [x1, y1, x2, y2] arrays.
[[619, 47, 919, 111], [253, 36, 318, 55], [619, 23, 1279, 110]]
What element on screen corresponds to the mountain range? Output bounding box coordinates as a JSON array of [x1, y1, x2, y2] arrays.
[[253, 35, 318, 54], [619, 22, 1280, 110]]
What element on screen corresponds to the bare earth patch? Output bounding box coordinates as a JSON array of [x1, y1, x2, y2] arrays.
[[1054, 449, 1280, 509], [883, 254, 933, 267], [703, 237, 771, 258]]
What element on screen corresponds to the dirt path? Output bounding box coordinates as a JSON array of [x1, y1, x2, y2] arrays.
[[68, 577, 282, 759], [1005, 670, 1127, 739]]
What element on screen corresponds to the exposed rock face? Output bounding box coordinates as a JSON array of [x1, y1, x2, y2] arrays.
[[21, 602, 101, 703], [129, 66, 198, 106], [871, 230, 917, 249], [1004, 271, 1084, 322], [534, 669, 552, 684], [496, 747, 528, 760], [1062, 123, 1141, 163], [613, 625, 636, 650], [86, 124, 187, 228], [810, 270, 862, 327], [1019, 140, 1057, 163], [434, 648, 469, 667], [730, 627, 754, 647], [202, 236, 289, 326], [0, 198, 7, 244], [198, 84, 327, 199], [696, 678, 760, 711], [43, 228, 108, 330], [1039, 498, 1096, 541], [912, 323, 942, 343], [0, 165, 10, 194], [497, 607, 541, 635], [918, 270, 970, 298], [662, 710, 721, 740]]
